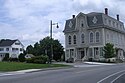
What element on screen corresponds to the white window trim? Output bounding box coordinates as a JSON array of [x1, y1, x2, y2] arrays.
[[89, 31, 94, 43], [68, 35, 72, 45], [81, 33, 85, 44], [73, 34, 77, 44], [95, 31, 100, 43]]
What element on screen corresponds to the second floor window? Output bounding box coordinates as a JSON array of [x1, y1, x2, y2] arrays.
[[68, 36, 71, 45], [0, 48, 4, 51], [90, 32, 94, 43], [96, 32, 100, 42], [6, 48, 9, 51], [81, 34, 85, 43], [73, 35, 76, 44]]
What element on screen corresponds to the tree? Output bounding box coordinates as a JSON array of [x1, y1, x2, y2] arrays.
[[26, 36, 64, 61], [26, 45, 34, 54], [18, 53, 25, 62], [103, 43, 115, 59]]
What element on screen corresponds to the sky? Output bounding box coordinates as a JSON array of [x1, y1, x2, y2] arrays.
[[0, 0, 125, 48]]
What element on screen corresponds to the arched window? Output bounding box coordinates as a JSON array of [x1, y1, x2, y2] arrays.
[[90, 32, 94, 43], [68, 36, 71, 45], [81, 34, 85, 43], [96, 32, 100, 42], [73, 35, 76, 44]]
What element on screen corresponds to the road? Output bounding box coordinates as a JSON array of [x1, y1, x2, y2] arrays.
[[0, 63, 125, 83]]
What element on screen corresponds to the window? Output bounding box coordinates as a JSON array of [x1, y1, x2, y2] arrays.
[[20, 48, 23, 51], [81, 34, 85, 43], [12, 48, 18, 51], [68, 36, 71, 45], [81, 21, 84, 27], [105, 18, 107, 24], [109, 20, 111, 25], [73, 35, 76, 44], [113, 21, 115, 27], [0, 48, 4, 51], [90, 32, 94, 43], [116, 23, 118, 28], [15, 43, 20, 45], [96, 32, 100, 42], [6, 48, 9, 51], [95, 48, 99, 55]]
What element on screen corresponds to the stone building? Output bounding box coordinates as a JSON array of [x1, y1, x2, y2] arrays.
[[63, 8, 125, 62]]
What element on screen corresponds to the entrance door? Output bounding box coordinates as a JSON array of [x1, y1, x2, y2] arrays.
[[81, 50, 85, 59]]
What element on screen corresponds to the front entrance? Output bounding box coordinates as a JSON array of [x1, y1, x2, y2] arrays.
[[81, 50, 85, 59]]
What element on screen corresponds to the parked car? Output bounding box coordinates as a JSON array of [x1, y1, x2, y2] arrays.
[[66, 58, 74, 63]]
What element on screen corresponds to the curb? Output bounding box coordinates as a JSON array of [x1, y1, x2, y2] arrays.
[[6, 66, 73, 74]]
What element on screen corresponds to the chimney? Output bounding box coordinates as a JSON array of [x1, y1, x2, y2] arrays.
[[105, 8, 108, 15], [117, 14, 119, 21], [72, 15, 75, 18]]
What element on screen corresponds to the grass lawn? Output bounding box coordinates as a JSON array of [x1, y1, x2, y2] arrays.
[[0, 62, 69, 72]]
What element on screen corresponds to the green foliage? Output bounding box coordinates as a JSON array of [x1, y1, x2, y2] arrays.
[[26, 36, 64, 61], [103, 43, 115, 59], [26, 55, 48, 64], [2, 53, 9, 61], [18, 53, 25, 62], [9, 58, 18, 62]]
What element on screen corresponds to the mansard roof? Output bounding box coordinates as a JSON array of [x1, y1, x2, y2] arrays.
[[63, 12, 125, 33], [63, 18, 76, 33]]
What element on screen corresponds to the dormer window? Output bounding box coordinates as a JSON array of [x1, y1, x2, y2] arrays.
[[69, 21, 73, 28], [15, 43, 20, 45], [81, 20, 84, 27]]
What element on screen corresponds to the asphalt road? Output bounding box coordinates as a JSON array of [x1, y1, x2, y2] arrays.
[[0, 63, 125, 83]]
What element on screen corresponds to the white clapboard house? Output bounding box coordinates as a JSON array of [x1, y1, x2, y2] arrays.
[[0, 39, 24, 61]]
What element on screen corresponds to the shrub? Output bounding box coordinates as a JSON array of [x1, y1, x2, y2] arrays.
[[26, 58, 34, 63], [3, 53, 9, 61], [18, 53, 25, 62], [26, 55, 48, 64], [9, 58, 18, 62]]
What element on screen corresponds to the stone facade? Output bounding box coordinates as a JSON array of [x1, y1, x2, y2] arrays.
[[63, 9, 125, 62]]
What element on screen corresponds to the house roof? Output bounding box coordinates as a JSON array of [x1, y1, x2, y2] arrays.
[[0, 39, 17, 47]]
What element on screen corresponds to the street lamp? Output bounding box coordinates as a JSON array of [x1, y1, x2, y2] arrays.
[[50, 20, 59, 63]]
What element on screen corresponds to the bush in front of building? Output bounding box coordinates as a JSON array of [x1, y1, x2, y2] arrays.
[[18, 53, 25, 62], [2, 53, 9, 61], [9, 58, 18, 62], [26, 55, 48, 64]]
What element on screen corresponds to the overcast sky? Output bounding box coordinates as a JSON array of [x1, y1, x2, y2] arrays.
[[0, 0, 125, 48]]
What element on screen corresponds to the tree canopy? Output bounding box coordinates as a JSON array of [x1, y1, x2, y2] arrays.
[[26, 36, 64, 61]]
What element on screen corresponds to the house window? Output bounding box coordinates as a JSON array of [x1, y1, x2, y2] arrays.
[[12, 48, 18, 51], [66, 50, 69, 57], [20, 48, 23, 51], [68, 36, 71, 45], [73, 35, 76, 44], [109, 20, 111, 25], [15, 43, 20, 45], [95, 48, 99, 55], [90, 32, 94, 43], [105, 18, 107, 24], [0, 48, 4, 51], [6, 48, 9, 51], [96, 32, 100, 42], [81, 20, 84, 27], [81, 34, 85, 43]]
